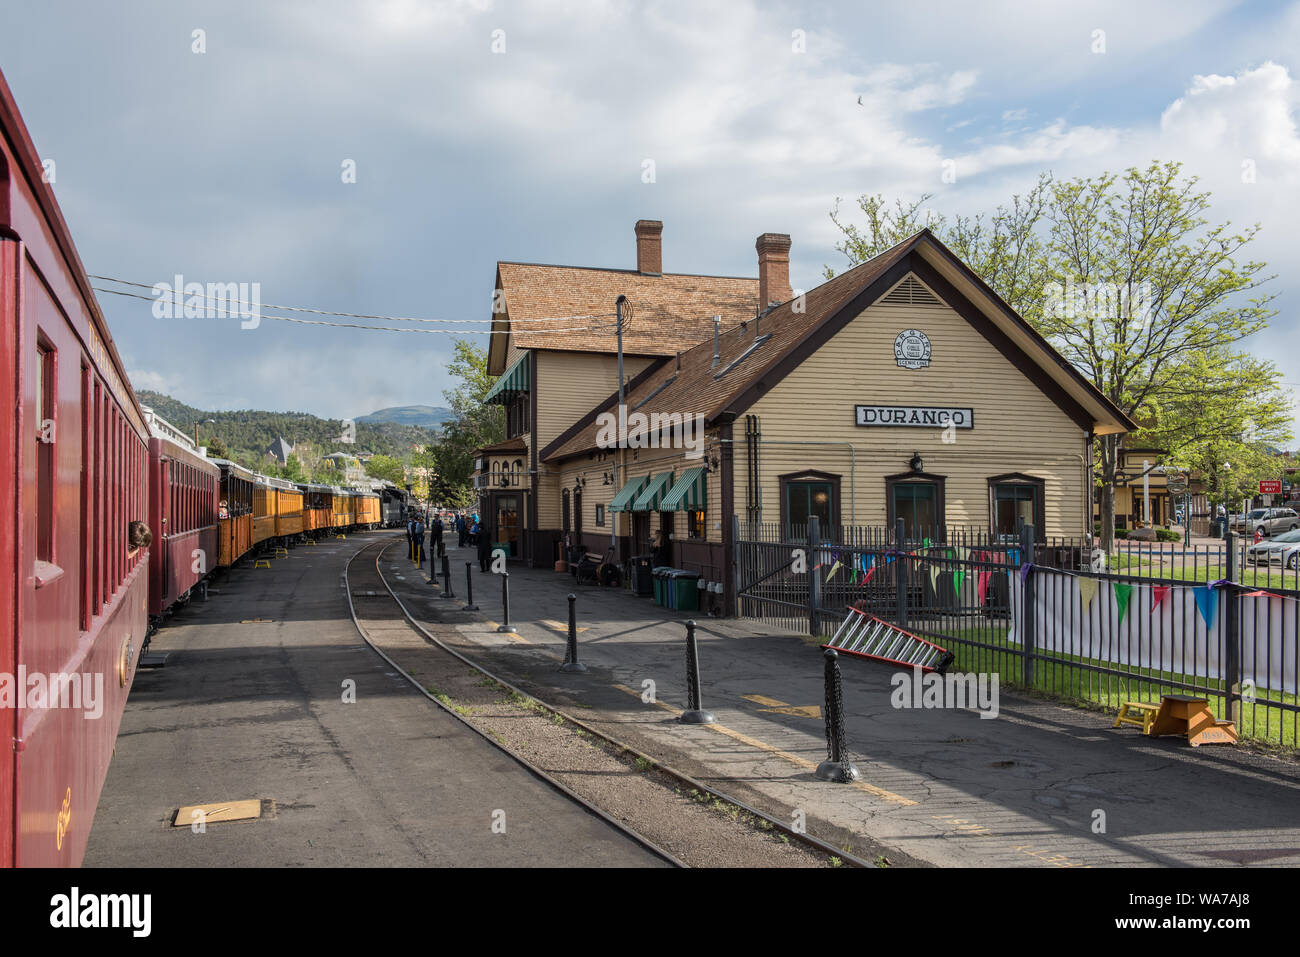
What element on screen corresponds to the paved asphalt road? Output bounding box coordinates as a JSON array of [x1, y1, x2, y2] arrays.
[[84, 532, 667, 868]]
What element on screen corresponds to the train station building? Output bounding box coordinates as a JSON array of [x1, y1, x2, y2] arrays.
[[475, 221, 1133, 611]]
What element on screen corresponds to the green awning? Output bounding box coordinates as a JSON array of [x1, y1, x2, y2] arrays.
[[609, 475, 649, 513], [484, 352, 530, 405], [660, 466, 707, 512], [631, 472, 674, 512]]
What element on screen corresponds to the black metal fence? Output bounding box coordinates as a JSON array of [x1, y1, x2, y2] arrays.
[[734, 517, 1300, 748]]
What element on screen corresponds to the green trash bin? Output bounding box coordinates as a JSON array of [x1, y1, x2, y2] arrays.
[[672, 571, 700, 612], [652, 567, 671, 606]]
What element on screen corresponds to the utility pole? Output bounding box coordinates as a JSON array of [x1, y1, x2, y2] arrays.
[[612, 294, 626, 551]]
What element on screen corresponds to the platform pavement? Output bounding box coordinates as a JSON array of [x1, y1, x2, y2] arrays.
[[84, 532, 668, 868], [403, 537, 1300, 868]]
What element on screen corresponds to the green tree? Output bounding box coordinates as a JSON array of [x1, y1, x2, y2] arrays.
[[364, 453, 406, 486], [282, 454, 306, 483], [433, 340, 504, 503], [829, 162, 1284, 550]]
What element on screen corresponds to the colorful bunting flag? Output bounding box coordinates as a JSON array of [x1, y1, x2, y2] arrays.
[[1078, 577, 1099, 610], [953, 569, 966, 596], [1151, 585, 1171, 610], [977, 570, 990, 605], [929, 564, 941, 594], [1194, 586, 1219, 627], [1113, 583, 1133, 623], [825, 560, 842, 584]]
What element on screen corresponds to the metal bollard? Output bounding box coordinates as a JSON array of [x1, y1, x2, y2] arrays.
[[496, 572, 516, 633], [440, 554, 454, 598], [679, 620, 715, 724], [815, 648, 860, 782], [464, 562, 479, 611], [559, 593, 588, 673]]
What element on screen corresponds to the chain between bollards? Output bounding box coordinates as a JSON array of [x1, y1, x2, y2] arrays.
[[463, 561, 478, 611], [496, 571, 516, 633], [559, 593, 588, 673], [815, 648, 859, 782], [679, 620, 715, 724]]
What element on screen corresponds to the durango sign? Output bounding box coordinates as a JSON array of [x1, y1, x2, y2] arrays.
[[855, 405, 974, 428]]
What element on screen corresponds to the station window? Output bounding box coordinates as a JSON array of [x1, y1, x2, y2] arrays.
[[780, 471, 840, 539], [688, 508, 706, 539], [595, 504, 605, 527], [988, 475, 1045, 539], [885, 472, 946, 542]]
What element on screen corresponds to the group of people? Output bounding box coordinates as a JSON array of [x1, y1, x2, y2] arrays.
[[406, 510, 495, 571]]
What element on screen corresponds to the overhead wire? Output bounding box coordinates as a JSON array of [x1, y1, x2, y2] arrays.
[[92, 286, 618, 335]]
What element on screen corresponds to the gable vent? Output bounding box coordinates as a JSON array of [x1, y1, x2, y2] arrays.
[[881, 275, 942, 306]]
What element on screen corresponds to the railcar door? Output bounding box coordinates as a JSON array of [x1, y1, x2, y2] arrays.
[[18, 267, 89, 865]]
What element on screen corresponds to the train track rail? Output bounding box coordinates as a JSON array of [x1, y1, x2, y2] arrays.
[[345, 538, 684, 867], [353, 535, 875, 868]]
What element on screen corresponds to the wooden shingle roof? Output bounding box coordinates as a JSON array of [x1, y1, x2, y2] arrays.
[[492, 262, 759, 370]]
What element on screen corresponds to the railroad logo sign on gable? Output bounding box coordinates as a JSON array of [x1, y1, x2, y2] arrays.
[[894, 329, 931, 369]]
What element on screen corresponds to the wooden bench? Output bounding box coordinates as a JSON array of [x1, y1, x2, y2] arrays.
[[1115, 694, 1237, 747]]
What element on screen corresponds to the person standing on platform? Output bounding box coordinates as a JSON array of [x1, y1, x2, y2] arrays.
[[456, 513, 467, 548], [432, 514, 445, 558], [413, 514, 426, 567], [477, 523, 493, 573], [407, 515, 416, 562]]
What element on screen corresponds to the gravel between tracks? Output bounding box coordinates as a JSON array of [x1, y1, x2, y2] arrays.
[[351, 549, 837, 867]]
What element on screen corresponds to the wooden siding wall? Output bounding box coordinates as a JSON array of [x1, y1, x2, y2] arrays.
[[741, 275, 1091, 537]]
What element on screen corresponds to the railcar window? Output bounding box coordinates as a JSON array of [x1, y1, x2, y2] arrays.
[[35, 341, 55, 563], [80, 368, 90, 627]]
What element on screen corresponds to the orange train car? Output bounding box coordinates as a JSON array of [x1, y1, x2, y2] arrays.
[[331, 487, 352, 529], [354, 490, 380, 528], [298, 482, 334, 538], [272, 478, 303, 539], [215, 459, 255, 566], [251, 474, 278, 546]]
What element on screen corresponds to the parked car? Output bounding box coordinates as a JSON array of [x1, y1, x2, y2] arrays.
[[1230, 508, 1299, 537], [1245, 529, 1300, 568]]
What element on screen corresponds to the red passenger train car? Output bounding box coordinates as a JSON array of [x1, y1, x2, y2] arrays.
[[1, 68, 150, 865], [144, 410, 219, 627]]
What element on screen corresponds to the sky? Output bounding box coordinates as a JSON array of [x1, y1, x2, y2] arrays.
[[2, 0, 1299, 429]]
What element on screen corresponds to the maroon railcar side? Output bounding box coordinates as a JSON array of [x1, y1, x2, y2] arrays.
[[1, 67, 150, 867], [147, 436, 219, 620]]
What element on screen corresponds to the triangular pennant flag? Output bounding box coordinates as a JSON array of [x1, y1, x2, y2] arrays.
[[977, 570, 990, 605], [862, 566, 876, 585], [955, 547, 970, 562], [1151, 585, 1171, 610], [953, 569, 966, 596], [1113, 583, 1133, 623], [1194, 586, 1219, 627], [929, 564, 940, 593], [1240, 590, 1274, 598], [1078, 577, 1099, 610], [825, 560, 842, 584]]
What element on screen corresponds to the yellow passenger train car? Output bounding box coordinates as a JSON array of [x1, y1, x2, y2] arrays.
[[215, 459, 255, 567], [354, 490, 381, 528], [272, 477, 304, 539], [331, 487, 352, 529], [252, 475, 278, 545], [299, 483, 334, 538]]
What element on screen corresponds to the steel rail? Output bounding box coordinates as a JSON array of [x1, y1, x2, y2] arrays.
[[343, 537, 684, 868], [367, 536, 874, 868]]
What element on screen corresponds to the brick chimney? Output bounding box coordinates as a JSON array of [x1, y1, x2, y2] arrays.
[[756, 233, 792, 308], [635, 220, 663, 275]]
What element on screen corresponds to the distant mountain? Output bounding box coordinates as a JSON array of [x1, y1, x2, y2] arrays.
[[356, 405, 455, 429]]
